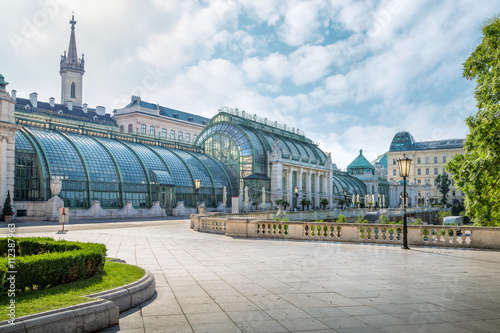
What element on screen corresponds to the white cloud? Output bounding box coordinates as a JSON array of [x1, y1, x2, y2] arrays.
[[278, 0, 329, 46]]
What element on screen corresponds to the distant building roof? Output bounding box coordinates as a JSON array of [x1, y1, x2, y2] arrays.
[[389, 131, 463, 152], [122, 98, 210, 126], [347, 149, 375, 171], [15, 98, 116, 126], [372, 153, 387, 168]]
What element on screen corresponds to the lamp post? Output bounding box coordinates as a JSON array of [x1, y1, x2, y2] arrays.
[[397, 154, 412, 250], [294, 186, 299, 210], [343, 191, 347, 210], [194, 179, 201, 213]]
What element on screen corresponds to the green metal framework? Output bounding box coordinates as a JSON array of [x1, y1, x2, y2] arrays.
[[14, 123, 233, 210]]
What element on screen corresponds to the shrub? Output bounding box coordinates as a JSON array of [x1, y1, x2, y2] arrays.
[[337, 215, 346, 223], [1, 238, 106, 293], [355, 215, 368, 224], [378, 214, 390, 224], [413, 218, 423, 225]]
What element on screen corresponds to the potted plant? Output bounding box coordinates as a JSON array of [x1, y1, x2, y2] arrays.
[[2, 191, 14, 222], [320, 198, 329, 210]]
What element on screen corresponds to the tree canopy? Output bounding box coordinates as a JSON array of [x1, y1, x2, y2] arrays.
[[435, 172, 451, 206], [447, 16, 500, 226]]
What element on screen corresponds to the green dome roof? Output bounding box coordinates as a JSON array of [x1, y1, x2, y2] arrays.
[[347, 149, 375, 171], [0, 74, 8, 89]]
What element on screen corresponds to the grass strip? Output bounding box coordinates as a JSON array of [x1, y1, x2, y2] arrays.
[[0, 261, 144, 321]]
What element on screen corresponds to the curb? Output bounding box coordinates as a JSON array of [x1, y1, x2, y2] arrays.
[[0, 269, 156, 333]]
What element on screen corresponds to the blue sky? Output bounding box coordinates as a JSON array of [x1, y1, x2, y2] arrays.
[[1, 0, 499, 169]]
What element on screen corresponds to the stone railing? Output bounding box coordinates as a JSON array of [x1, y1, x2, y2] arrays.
[[191, 215, 500, 249]]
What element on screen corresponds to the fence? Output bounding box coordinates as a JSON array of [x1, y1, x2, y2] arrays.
[[191, 215, 500, 249]]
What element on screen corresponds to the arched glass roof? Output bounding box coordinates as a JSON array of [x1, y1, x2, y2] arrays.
[[332, 171, 367, 196], [195, 112, 329, 182], [15, 126, 233, 208]]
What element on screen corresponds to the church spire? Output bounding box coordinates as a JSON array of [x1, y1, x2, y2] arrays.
[[60, 14, 84, 107], [60, 13, 84, 74], [67, 14, 78, 65]]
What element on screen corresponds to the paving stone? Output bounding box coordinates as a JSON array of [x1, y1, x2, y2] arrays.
[[8, 217, 500, 333]]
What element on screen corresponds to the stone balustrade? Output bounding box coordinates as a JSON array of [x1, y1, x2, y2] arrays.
[[191, 215, 500, 249]]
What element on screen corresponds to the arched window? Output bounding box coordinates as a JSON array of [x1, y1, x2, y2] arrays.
[[71, 82, 76, 98]]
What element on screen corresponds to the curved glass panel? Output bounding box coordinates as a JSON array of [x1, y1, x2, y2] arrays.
[[121, 141, 168, 175], [28, 127, 87, 181], [173, 150, 212, 189], [64, 133, 119, 183], [93, 138, 147, 184], [15, 131, 34, 151], [191, 152, 231, 188], [149, 146, 193, 187]]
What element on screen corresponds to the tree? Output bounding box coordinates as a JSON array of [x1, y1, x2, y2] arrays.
[[435, 172, 451, 206], [320, 198, 329, 210], [2, 190, 13, 216], [447, 16, 500, 226]]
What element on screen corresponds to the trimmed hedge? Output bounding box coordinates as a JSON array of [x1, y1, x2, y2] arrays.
[[1, 238, 107, 293]]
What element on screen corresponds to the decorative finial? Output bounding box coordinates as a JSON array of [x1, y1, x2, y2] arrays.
[[360, 149, 363, 155], [70, 13, 77, 29]]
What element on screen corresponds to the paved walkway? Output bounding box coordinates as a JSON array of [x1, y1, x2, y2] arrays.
[[5, 218, 500, 332]]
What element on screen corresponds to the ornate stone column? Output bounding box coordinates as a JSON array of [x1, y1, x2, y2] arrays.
[[0, 76, 18, 213]]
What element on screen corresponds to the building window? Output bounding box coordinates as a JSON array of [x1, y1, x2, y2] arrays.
[[186, 133, 190, 142], [434, 157, 438, 164], [452, 190, 456, 196], [193, 134, 197, 142], [141, 124, 146, 134], [417, 169, 421, 175], [443, 156, 446, 163], [426, 168, 429, 175], [425, 157, 429, 164], [150, 126, 155, 136], [128, 124, 133, 133], [170, 130, 175, 139], [434, 168, 438, 175], [119, 125, 124, 132], [71, 82, 76, 98], [162, 128, 167, 137], [178, 131, 183, 141], [417, 179, 421, 184], [392, 169, 396, 176], [417, 158, 421, 164], [393, 159, 396, 165]]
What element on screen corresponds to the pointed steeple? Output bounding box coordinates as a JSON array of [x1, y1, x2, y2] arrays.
[[60, 14, 84, 74], [60, 14, 84, 107], [67, 15, 79, 65]]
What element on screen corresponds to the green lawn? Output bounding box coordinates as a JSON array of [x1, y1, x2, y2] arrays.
[[0, 261, 145, 321]]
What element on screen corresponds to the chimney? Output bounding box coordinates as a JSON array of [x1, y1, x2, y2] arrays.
[[67, 101, 73, 111], [82, 103, 88, 113], [29, 92, 38, 108], [96, 106, 105, 116], [11, 90, 16, 101], [49, 97, 55, 107], [131, 95, 141, 104]]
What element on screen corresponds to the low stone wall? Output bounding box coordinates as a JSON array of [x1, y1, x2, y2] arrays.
[[0, 270, 156, 333], [192, 215, 500, 249], [13, 200, 166, 221]]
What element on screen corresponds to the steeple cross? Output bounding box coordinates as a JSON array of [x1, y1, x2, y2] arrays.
[[69, 13, 77, 28]]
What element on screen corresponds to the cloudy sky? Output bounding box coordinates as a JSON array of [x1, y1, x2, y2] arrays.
[[1, 0, 498, 168]]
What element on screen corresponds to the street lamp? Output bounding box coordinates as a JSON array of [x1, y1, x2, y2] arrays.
[[397, 154, 412, 250], [194, 179, 201, 213], [294, 186, 299, 210]]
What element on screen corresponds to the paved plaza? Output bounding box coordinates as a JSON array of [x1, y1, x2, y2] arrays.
[[5, 217, 500, 333]]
